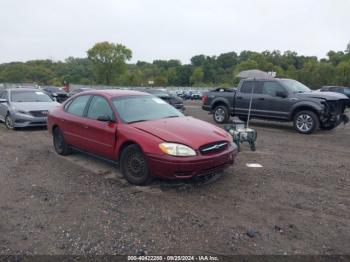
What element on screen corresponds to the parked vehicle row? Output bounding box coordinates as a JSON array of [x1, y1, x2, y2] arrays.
[[202, 78, 350, 134], [320, 86, 350, 99]]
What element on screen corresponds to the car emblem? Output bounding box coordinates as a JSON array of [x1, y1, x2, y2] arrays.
[[202, 142, 227, 152]]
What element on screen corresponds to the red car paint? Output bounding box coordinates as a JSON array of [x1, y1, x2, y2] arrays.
[[47, 90, 238, 179]]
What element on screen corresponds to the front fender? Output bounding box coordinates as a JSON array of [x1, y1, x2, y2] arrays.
[[289, 101, 324, 120]]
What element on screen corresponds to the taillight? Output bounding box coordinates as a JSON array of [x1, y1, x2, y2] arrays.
[[202, 95, 208, 103]]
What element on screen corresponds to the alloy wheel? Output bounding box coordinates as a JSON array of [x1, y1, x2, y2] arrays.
[[5, 115, 13, 129], [296, 114, 313, 132], [214, 108, 225, 122]]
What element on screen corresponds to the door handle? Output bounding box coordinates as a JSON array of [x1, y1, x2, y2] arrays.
[[258, 98, 265, 100], [82, 125, 89, 129], [237, 96, 243, 100]]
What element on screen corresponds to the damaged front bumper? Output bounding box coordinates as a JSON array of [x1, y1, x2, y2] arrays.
[[320, 108, 350, 128]]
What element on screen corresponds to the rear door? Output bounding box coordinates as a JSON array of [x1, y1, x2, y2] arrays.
[[61, 95, 92, 149], [235, 81, 263, 117], [82, 95, 117, 159]]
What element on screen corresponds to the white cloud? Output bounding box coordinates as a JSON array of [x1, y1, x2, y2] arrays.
[[0, 0, 349, 63]]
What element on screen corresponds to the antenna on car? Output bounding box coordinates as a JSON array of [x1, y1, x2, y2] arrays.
[[246, 77, 255, 129]]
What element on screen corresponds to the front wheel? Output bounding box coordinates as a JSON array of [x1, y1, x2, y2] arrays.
[[293, 110, 319, 134], [120, 144, 152, 186], [213, 105, 229, 124], [5, 114, 14, 130]]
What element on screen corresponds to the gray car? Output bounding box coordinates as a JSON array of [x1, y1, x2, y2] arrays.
[[0, 88, 60, 129]]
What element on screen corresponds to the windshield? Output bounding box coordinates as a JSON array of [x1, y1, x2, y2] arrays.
[[112, 95, 183, 123], [11, 90, 53, 102], [279, 79, 311, 93], [344, 88, 350, 95]]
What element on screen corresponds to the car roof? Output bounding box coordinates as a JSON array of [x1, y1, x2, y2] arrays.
[[77, 89, 151, 98]]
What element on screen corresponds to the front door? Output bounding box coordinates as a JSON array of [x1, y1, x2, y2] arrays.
[[260, 81, 291, 119]]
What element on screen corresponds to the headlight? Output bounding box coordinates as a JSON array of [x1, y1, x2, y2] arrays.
[[52, 92, 58, 96], [159, 143, 196, 156]]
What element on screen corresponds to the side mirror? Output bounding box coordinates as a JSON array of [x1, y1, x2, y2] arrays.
[[276, 91, 287, 98], [97, 115, 114, 122], [0, 98, 8, 103]]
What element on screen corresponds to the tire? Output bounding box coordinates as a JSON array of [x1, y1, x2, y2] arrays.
[[5, 114, 14, 130], [293, 110, 319, 134], [53, 127, 71, 155], [249, 141, 256, 151], [213, 105, 230, 124], [120, 144, 152, 186]]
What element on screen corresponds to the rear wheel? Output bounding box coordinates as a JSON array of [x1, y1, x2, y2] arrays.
[[120, 144, 152, 186], [53, 127, 71, 155], [213, 105, 229, 124], [293, 110, 319, 134], [5, 114, 14, 130]]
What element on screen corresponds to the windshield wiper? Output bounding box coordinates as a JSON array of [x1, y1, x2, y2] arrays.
[[161, 115, 180, 119], [127, 119, 148, 124]]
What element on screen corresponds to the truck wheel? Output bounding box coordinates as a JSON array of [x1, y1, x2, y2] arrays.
[[213, 105, 229, 124], [120, 144, 152, 186], [293, 110, 319, 134]]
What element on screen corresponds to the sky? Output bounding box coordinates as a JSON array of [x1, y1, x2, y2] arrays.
[[0, 0, 349, 64]]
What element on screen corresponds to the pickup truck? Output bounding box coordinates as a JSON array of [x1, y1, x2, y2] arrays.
[[202, 78, 350, 134]]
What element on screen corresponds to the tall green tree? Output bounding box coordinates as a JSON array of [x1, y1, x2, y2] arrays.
[[87, 42, 132, 85]]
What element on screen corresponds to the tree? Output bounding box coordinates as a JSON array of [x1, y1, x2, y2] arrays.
[[87, 42, 132, 85], [190, 67, 204, 85]]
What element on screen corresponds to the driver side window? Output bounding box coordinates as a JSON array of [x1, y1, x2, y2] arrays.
[[263, 82, 285, 97]]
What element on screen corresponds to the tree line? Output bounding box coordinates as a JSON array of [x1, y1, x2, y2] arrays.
[[0, 41, 349, 89]]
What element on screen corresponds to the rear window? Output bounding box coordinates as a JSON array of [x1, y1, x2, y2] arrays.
[[66, 95, 91, 117]]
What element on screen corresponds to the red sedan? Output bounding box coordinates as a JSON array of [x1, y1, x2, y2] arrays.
[[47, 90, 238, 185]]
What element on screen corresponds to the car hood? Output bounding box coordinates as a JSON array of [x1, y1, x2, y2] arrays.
[[11, 102, 61, 111], [131, 116, 230, 149], [296, 91, 349, 101]]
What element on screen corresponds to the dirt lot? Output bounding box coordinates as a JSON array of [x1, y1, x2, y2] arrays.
[[0, 100, 349, 255]]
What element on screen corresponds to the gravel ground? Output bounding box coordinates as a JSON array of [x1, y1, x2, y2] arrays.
[[0, 100, 349, 255]]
